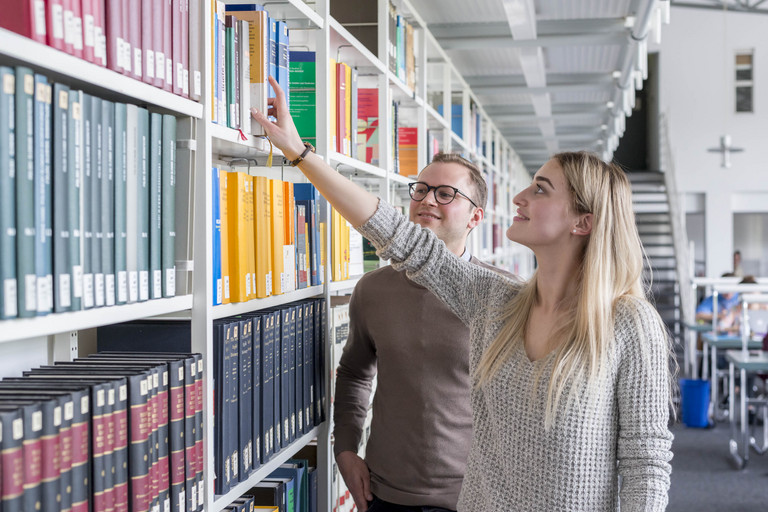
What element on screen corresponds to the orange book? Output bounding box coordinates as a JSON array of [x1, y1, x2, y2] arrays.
[[269, 178, 285, 295], [253, 176, 272, 298], [219, 170, 231, 303], [244, 174, 257, 299], [329, 58, 337, 153], [227, 171, 252, 301], [331, 208, 343, 282], [283, 181, 296, 292]]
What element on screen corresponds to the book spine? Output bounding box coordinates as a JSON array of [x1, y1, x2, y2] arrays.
[[95, 0, 108, 67], [271, 311, 281, 452], [137, 107, 150, 302], [70, 390, 91, 512], [102, 382, 118, 512], [113, 102, 127, 304], [303, 302, 313, 430], [101, 100, 116, 306], [252, 316, 262, 469], [212, 167, 221, 305], [125, 104, 138, 303], [149, 112, 163, 299], [80, 94, 94, 308], [295, 304, 305, 435], [21, 404, 44, 512], [180, 0, 189, 99], [188, 0, 201, 101], [0, 67, 17, 319], [67, 90, 82, 311], [14, 67, 36, 318], [161, 114, 176, 297], [90, 95, 103, 308], [33, 74, 53, 316], [0, 409, 24, 511], [128, 0, 142, 80], [156, 366, 172, 512], [52, 83, 72, 312], [151, 0, 165, 88], [105, 0, 122, 72], [128, 375, 152, 512], [141, 0, 155, 85], [111, 382, 129, 512], [239, 318, 253, 480], [148, 369, 161, 512], [262, 313, 274, 461], [0, 0, 46, 43], [46, 0, 67, 51], [91, 386, 108, 512], [163, 0, 173, 92], [172, 0, 183, 96], [183, 357, 196, 511], [194, 355, 204, 511], [168, 360, 186, 512]]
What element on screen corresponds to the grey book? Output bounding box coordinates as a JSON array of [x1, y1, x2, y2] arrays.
[[67, 90, 83, 311], [0, 66, 17, 318], [137, 106, 150, 301], [52, 82, 72, 312], [149, 112, 162, 299], [80, 92, 94, 309], [90, 95, 103, 307], [33, 73, 52, 315], [101, 99, 115, 306], [114, 102, 128, 304], [161, 114, 176, 297]]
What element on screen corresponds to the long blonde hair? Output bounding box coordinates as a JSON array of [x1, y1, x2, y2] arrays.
[[476, 152, 648, 428]]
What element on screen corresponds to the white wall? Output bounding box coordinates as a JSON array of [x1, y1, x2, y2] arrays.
[[658, 7, 768, 276]]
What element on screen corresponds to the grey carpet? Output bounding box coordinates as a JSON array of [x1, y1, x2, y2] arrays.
[[668, 421, 768, 511]]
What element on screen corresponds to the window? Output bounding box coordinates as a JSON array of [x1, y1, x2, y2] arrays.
[[735, 51, 753, 113]]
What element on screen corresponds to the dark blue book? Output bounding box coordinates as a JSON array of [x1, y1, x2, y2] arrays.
[[286, 305, 297, 443], [317, 297, 327, 424], [212, 320, 231, 494], [260, 311, 275, 462], [301, 301, 313, 432], [295, 303, 305, 436], [236, 316, 254, 481], [252, 315, 263, 469]]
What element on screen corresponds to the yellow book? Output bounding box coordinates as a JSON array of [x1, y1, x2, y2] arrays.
[[227, 171, 252, 302], [253, 508, 279, 511], [219, 170, 231, 303], [244, 174, 257, 299], [329, 58, 337, 153], [270, 178, 285, 295], [343, 219, 351, 280], [331, 208, 343, 282], [253, 176, 272, 298], [344, 62, 352, 156]]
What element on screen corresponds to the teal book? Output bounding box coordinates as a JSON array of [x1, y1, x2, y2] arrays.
[[114, 102, 128, 304], [68, 90, 83, 311], [125, 104, 139, 303], [161, 114, 176, 298], [33, 73, 52, 316], [15, 67, 36, 318], [149, 112, 162, 299], [137, 107, 150, 302], [225, 15, 235, 128], [80, 92, 94, 309], [90, 95, 103, 307], [52, 82, 72, 312], [0, 67, 17, 318], [288, 51, 316, 148], [101, 99, 115, 306]]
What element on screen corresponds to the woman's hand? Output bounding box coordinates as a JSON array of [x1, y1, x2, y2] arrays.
[[251, 76, 307, 161]]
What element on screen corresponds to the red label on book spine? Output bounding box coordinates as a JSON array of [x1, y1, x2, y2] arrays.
[[71, 421, 89, 466], [1, 447, 24, 499], [40, 435, 61, 480], [23, 438, 43, 483]]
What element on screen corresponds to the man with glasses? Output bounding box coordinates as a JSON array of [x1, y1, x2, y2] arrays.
[[333, 153, 513, 512]]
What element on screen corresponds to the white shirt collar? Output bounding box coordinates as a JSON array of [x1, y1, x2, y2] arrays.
[[460, 248, 472, 262]]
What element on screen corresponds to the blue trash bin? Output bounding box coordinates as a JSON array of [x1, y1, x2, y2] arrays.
[[680, 378, 710, 428]]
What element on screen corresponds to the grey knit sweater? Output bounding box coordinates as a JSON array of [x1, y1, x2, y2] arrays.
[[358, 201, 673, 512]]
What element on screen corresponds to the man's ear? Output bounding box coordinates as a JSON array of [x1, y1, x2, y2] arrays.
[[468, 207, 484, 230], [573, 213, 593, 236]]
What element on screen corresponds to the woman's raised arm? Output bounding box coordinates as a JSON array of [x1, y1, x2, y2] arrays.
[[251, 76, 379, 227]]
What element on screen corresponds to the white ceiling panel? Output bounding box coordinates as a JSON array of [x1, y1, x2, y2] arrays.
[[546, 45, 623, 74]]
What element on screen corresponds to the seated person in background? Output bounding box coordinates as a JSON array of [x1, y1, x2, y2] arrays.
[[695, 272, 740, 325]]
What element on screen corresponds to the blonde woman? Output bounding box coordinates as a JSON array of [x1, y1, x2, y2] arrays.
[[253, 77, 673, 512]]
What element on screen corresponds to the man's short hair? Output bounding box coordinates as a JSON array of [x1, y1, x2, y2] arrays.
[[424, 152, 488, 209]]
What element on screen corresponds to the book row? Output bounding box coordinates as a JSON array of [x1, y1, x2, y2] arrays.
[[211, 3, 291, 133], [0, 66, 179, 319], [0, 352, 204, 512], [0, 0, 202, 100], [211, 171, 365, 306], [245, 455, 319, 512], [213, 298, 327, 495]]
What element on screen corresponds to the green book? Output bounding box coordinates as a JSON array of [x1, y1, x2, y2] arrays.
[[101, 99, 115, 306], [114, 102, 128, 304], [68, 90, 83, 311], [161, 114, 176, 298], [90, 95, 103, 307], [0, 66, 17, 318], [33, 73, 52, 316], [52, 82, 71, 312], [80, 92, 94, 309], [288, 51, 316, 148], [149, 112, 162, 299], [137, 107, 150, 302]]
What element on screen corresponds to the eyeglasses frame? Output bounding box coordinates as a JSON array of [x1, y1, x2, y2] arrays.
[[408, 181, 479, 208]]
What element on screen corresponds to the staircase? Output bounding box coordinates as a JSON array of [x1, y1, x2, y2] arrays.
[[629, 171, 682, 342]]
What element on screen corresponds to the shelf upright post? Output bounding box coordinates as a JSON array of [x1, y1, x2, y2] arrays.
[[416, 25, 428, 173], [442, 64, 451, 151]]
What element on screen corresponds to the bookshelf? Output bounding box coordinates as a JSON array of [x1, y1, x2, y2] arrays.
[[0, 0, 535, 511]]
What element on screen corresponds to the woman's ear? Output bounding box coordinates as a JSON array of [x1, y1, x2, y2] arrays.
[[572, 213, 593, 236]]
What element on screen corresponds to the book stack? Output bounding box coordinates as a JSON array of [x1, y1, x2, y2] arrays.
[[212, 297, 327, 496], [0, 0, 202, 100], [0, 350, 203, 512], [0, 66, 180, 320]]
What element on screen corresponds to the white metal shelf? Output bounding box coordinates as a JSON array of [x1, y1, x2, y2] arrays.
[[328, 18, 387, 75], [330, 151, 388, 179], [265, 0, 324, 29], [0, 295, 194, 343], [210, 426, 321, 512], [212, 286, 325, 320], [210, 123, 287, 160], [329, 276, 364, 294], [0, 29, 203, 119]]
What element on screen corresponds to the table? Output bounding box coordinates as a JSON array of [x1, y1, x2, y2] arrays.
[[726, 350, 768, 469], [701, 332, 762, 422], [684, 322, 712, 379]]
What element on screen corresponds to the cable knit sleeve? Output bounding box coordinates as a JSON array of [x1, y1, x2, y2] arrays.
[[615, 297, 674, 511], [357, 200, 511, 327]]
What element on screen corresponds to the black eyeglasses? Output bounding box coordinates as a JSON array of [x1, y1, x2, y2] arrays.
[[408, 182, 478, 208]]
